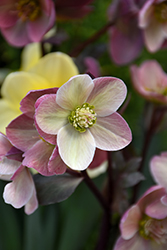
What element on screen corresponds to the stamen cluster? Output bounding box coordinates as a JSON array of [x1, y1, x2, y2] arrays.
[[16, 0, 41, 21], [154, 2, 167, 23], [139, 215, 167, 244], [68, 103, 97, 133]]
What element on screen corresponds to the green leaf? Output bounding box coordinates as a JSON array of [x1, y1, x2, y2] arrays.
[[34, 173, 83, 205]]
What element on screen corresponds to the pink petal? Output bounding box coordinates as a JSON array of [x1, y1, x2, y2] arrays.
[[114, 234, 149, 250], [6, 114, 40, 152], [90, 112, 132, 151], [0, 133, 12, 156], [1, 20, 31, 47], [27, 4, 55, 42], [0, 157, 21, 175], [0, 3, 18, 28], [35, 95, 70, 135], [48, 146, 67, 175], [23, 139, 55, 176], [20, 88, 58, 118], [24, 188, 38, 215], [120, 205, 141, 240], [56, 74, 94, 110], [3, 167, 34, 208], [87, 77, 127, 116], [150, 155, 167, 189], [57, 124, 96, 171], [139, 0, 154, 28], [146, 199, 167, 219]]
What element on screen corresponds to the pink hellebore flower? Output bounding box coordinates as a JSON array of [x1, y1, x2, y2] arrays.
[[0, 0, 55, 47], [108, 0, 144, 65], [130, 60, 167, 103], [35, 74, 132, 171], [139, 0, 167, 52], [114, 186, 167, 250], [0, 133, 38, 214]]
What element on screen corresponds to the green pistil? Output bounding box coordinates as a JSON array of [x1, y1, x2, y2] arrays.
[[68, 103, 97, 133], [154, 2, 167, 23]]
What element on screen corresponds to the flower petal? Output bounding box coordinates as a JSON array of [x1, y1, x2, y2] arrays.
[[20, 88, 58, 118], [35, 94, 70, 134], [90, 113, 132, 151], [0, 99, 21, 134], [150, 155, 167, 189], [120, 205, 142, 240], [22, 139, 55, 176], [29, 52, 79, 87], [56, 74, 94, 110], [48, 146, 67, 175], [114, 235, 149, 250], [24, 188, 38, 215], [1, 71, 50, 110], [57, 124, 96, 170], [145, 199, 167, 219], [87, 77, 127, 116], [3, 167, 34, 208], [6, 114, 40, 152], [20, 43, 42, 71]]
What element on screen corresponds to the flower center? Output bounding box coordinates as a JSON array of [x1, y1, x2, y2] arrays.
[[154, 2, 167, 23], [139, 215, 167, 244], [68, 103, 97, 133], [16, 0, 41, 21]]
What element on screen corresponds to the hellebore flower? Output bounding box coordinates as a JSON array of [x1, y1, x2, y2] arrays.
[[139, 0, 167, 52], [0, 133, 38, 214], [0, 52, 79, 134], [35, 74, 132, 171], [108, 0, 144, 65], [0, 0, 55, 47], [114, 185, 167, 250], [130, 60, 167, 103]]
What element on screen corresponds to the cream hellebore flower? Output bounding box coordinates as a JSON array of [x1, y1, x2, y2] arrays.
[[0, 49, 79, 134], [35, 74, 132, 171]]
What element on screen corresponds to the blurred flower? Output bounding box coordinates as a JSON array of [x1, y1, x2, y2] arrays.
[[0, 51, 79, 134], [84, 56, 101, 78], [108, 0, 144, 65], [114, 185, 167, 250], [0, 133, 38, 214], [55, 0, 94, 20], [130, 60, 167, 103], [35, 74, 132, 171], [0, 0, 56, 47], [139, 0, 167, 52]]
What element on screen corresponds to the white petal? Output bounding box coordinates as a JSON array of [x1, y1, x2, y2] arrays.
[[56, 74, 94, 110], [57, 124, 96, 171], [90, 113, 132, 151]]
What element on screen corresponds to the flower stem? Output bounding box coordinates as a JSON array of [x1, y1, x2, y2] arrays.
[[69, 19, 116, 57], [81, 170, 109, 212]]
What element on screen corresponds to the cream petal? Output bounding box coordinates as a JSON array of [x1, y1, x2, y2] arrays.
[[29, 52, 79, 87], [20, 43, 42, 71], [56, 74, 94, 110], [0, 99, 21, 134], [1, 71, 50, 110], [90, 113, 132, 151], [35, 95, 70, 135], [87, 77, 127, 116], [57, 124, 96, 171]]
